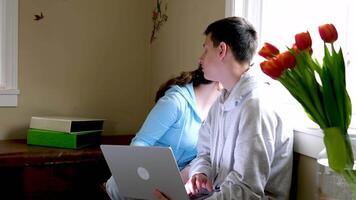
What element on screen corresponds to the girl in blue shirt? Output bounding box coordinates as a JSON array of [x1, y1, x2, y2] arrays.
[[105, 66, 221, 200]]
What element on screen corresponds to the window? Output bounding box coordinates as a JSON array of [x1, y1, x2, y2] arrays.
[[0, 0, 19, 107], [227, 0, 356, 129]]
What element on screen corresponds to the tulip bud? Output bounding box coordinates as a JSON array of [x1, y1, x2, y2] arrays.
[[258, 43, 280, 59], [276, 51, 296, 69], [295, 31, 312, 51], [260, 59, 284, 79], [319, 24, 338, 43]]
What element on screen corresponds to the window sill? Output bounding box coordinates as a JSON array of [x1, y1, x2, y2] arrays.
[[293, 128, 324, 159], [294, 127, 356, 159], [0, 89, 20, 107]]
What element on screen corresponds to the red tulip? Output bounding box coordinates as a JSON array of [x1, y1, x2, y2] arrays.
[[295, 31, 312, 51], [258, 42, 280, 59], [275, 51, 296, 69], [292, 43, 313, 56], [319, 24, 338, 43], [260, 59, 284, 79]]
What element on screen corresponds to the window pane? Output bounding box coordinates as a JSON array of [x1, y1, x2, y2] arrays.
[[0, 0, 19, 106], [259, 0, 356, 127]]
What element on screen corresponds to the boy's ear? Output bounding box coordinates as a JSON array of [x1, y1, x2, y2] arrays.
[[218, 42, 228, 59]]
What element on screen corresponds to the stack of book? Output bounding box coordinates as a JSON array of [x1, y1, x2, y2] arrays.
[[27, 116, 104, 149]]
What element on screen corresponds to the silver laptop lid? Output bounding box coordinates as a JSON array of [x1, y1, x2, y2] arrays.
[[101, 145, 189, 200]]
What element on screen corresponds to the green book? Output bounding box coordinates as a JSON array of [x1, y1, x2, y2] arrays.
[[27, 128, 102, 149]]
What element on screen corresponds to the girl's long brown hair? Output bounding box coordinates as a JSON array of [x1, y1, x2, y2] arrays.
[[155, 66, 212, 102]]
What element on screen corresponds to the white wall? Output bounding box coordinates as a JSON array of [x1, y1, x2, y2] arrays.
[[0, 0, 151, 139]]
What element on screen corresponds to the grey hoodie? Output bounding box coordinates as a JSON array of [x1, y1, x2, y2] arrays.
[[190, 70, 293, 200]]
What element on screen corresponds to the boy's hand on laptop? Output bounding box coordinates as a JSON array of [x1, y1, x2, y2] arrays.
[[154, 189, 169, 200], [185, 173, 213, 195]]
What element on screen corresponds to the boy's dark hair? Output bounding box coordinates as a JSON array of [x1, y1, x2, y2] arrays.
[[155, 66, 212, 102], [204, 17, 258, 64]]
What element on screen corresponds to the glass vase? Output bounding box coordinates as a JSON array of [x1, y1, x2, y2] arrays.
[[317, 128, 356, 199]]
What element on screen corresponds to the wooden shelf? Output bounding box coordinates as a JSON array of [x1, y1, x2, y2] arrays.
[[0, 135, 134, 199]]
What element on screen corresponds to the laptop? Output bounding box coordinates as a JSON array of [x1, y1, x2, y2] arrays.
[[100, 145, 190, 200]]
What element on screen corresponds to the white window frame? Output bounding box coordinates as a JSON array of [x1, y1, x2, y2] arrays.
[[0, 0, 19, 107], [225, 0, 263, 45]]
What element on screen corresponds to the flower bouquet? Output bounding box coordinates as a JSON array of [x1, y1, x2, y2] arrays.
[[258, 24, 356, 197]]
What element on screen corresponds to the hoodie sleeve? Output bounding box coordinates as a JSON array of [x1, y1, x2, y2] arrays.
[[130, 93, 181, 147]]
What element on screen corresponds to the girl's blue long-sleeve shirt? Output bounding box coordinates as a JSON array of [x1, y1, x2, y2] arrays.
[[130, 83, 202, 169]]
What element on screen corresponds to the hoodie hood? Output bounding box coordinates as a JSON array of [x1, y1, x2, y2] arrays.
[[220, 69, 260, 111], [165, 83, 201, 121]]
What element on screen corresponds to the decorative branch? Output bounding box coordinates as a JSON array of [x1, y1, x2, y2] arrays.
[[150, 0, 168, 43]]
